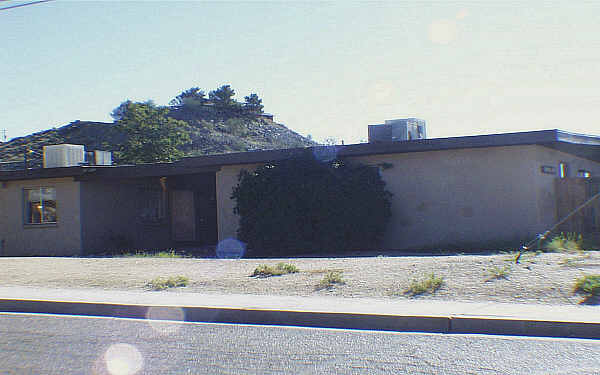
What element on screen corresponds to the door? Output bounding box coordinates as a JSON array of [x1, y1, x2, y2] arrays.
[[171, 190, 196, 241]]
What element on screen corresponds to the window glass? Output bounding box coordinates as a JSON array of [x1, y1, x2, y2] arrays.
[[25, 187, 57, 224], [136, 183, 166, 222]]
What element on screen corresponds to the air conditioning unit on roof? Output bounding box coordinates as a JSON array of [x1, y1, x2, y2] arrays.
[[368, 118, 427, 143], [43, 144, 85, 168]]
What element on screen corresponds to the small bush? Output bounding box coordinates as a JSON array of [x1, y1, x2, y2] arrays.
[[546, 232, 583, 253], [316, 271, 345, 290], [251, 263, 299, 277], [147, 275, 189, 290], [487, 265, 511, 280], [574, 275, 600, 297], [404, 273, 444, 296]]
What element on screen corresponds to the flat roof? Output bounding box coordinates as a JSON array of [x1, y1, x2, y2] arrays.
[[177, 129, 600, 168], [1, 129, 599, 181]]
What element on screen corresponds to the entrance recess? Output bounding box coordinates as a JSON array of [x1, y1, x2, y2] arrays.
[[169, 173, 218, 245]]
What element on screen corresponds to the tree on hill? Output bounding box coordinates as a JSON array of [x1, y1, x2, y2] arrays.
[[115, 102, 190, 164], [111, 99, 155, 121], [169, 87, 207, 108], [110, 100, 133, 121], [209, 85, 237, 107], [244, 93, 264, 113]]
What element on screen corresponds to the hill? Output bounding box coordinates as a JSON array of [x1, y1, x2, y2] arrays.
[[0, 115, 315, 170]]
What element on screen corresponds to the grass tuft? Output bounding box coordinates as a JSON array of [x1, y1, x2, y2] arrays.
[[559, 255, 588, 267], [546, 232, 584, 254], [147, 275, 189, 290], [306, 268, 344, 275], [251, 263, 299, 277], [404, 273, 444, 296], [574, 275, 600, 297], [486, 265, 511, 280], [316, 271, 345, 290]]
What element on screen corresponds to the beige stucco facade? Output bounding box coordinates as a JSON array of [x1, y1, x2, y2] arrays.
[[352, 145, 600, 249], [214, 145, 600, 250], [1, 141, 599, 256], [0, 177, 82, 256]]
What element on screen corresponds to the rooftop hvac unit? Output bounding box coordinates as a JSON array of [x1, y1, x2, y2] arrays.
[[43, 144, 85, 168], [368, 118, 427, 142], [86, 150, 112, 166]]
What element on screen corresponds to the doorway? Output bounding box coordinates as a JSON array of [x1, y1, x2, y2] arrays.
[[169, 173, 218, 245]]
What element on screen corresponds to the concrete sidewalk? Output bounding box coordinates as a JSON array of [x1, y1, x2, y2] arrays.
[[0, 286, 598, 339]]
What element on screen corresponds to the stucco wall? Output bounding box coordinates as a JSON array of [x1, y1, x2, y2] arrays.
[[212, 145, 600, 251], [80, 179, 171, 253], [349, 146, 543, 249], [0, 177, 82, 256], [215, 164, 262, 242]]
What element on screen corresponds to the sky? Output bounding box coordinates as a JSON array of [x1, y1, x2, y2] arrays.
[[2, 0, 600, 145]]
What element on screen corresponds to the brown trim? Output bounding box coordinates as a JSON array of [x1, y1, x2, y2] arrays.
[[1, 129, 599, 182]]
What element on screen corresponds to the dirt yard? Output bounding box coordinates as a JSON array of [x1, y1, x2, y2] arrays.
[[1, 252, 599, 305]]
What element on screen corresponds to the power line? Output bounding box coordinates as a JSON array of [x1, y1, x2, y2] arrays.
[[0, 129, 6, 142], [0, 0, 54, 12]]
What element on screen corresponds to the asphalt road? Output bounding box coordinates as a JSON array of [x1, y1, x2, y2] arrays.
[[1, 313, 599, 375]]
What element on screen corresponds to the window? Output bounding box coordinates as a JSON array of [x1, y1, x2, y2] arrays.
[[577, 169, 591, 178], [136, 183, 166, 222], [24, 187, 57, 224]]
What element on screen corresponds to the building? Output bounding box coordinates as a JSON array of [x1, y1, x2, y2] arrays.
[[1, 129, 599, 256]]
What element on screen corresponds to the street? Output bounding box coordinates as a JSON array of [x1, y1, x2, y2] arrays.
[[1, 312, 599, 374]]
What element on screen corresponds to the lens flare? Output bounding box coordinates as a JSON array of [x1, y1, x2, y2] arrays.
[[429, 19, 458, 45], [103, 343, 143, 375], [146, 306, 185, 335], [312, 145, 338, 162], [216, 238, 246, 259]]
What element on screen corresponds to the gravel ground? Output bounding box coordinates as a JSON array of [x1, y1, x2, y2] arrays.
[[1, 252, 599, 305]]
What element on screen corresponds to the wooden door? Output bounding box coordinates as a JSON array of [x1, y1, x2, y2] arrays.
[[171, 190, 196, 241]]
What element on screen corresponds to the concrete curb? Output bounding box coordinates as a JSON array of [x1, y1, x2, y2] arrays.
[[1, 298, 599, 339]]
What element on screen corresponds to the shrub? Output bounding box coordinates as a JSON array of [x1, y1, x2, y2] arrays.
[[147, 276, 189, 290], [574, 275, 600, 297], [232, 154, 393, 256], [222, 118, 247, 136], [487, 265, 511, 280], [546, 232, 583, 253], [404, 273, 444, 296], [316, 271, 345, 290], [251, 263, 299, 277]]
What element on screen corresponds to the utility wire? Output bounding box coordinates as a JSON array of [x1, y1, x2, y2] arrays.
[[0, 0, 54, 11], [515, 189, 600, 263]]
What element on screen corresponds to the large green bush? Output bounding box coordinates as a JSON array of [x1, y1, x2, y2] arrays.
[[231, 154, 392, 256]]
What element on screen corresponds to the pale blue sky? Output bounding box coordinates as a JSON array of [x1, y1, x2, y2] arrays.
[[2, 1, 600, 144]]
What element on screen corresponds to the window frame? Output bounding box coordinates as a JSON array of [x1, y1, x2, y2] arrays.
[[23, 186, 58, 225], [136, 182, 167, 224]]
